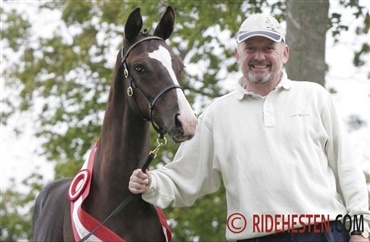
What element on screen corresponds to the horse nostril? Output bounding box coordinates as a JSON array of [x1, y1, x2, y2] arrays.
[[174, 114, 184, 132], [173, 110, 198, 142]]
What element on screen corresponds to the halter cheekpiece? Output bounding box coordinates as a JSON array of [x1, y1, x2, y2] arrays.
[[121, 36, 183, 138]]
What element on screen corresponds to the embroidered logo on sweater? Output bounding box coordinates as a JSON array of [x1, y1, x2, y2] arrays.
[[68, 142, 172, 241]]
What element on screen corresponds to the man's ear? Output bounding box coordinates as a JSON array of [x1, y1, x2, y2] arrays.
[[282, 44, 290, 64], [234, 47, 241, 65]]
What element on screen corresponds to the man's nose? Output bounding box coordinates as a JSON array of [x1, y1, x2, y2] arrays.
[[255, 49, 266, 61]]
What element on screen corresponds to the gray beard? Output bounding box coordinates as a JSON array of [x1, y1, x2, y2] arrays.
[[246, 72, 275, 84]]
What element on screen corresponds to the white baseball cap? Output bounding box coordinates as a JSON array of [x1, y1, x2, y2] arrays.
[[237, 14, 285, 43]]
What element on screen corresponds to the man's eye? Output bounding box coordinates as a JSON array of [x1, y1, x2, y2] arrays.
[[134, 65, 145, 74]]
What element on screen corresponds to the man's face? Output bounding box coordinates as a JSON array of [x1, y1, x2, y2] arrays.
[[234, 36, 289, 84]]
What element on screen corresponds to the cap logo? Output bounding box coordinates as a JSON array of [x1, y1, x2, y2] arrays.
[[265, 17, 276, 31], [266, 26, 275, 31], [266, 17, 272, 25]]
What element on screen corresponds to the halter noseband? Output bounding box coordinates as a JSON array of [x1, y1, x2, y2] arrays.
[[121, 36, 183, 138]]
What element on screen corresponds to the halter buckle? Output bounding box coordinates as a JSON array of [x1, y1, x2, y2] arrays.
[[127, 87, 134, 96]]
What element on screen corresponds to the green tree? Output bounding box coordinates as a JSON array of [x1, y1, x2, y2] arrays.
[[1, 1, 369, 241], [0, 173, 43, 241]]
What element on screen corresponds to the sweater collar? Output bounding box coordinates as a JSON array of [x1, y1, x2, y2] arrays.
[[236, 71, 292, 100]]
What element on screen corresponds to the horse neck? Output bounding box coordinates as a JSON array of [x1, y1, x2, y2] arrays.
[[93, 73, 151, 197]]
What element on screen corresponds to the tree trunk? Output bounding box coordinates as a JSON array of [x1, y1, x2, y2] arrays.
[[285, 0, 329, 86]]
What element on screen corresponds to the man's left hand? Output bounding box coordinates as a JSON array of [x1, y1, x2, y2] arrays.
[[350, 235, 369, 242]]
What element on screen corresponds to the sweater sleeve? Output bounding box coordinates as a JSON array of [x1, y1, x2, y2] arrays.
[[323, 95, 370, 230], [142, 116, 221, 208]]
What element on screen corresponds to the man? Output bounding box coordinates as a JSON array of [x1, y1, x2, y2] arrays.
[[129, 14, 370, 242]]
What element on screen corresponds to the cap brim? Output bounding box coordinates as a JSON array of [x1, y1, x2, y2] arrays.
[[238, 30, 283, 43]]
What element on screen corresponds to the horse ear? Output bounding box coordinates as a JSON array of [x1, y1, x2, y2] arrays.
[[154, 6, 175, 40], [125, 7, 143, 43]]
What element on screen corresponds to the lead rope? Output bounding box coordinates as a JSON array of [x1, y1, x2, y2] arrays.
[[79, 137, 167, 242]]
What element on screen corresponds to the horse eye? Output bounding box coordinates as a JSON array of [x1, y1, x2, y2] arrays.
[[134, 64, 145, 74]]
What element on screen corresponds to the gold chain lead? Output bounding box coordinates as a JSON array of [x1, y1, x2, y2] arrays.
[[149, 137, 167, 158]]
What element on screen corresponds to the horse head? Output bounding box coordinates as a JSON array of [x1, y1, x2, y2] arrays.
[[121, 6, 197, 143]]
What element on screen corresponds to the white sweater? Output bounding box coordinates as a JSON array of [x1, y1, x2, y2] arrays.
[[143, 72, 370, 240]]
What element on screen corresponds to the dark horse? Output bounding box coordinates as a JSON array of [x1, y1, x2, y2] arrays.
[[33, 6, 197, 241]]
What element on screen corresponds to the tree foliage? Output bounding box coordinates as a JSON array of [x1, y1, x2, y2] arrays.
[[0, 173, 43, 241], [1, 1, 369, 241]]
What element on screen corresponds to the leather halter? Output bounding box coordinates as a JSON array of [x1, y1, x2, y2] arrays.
[[120, 36, 183, 138]]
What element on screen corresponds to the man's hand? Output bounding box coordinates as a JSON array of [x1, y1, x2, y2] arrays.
[[350, 235, 369, 242], [129, 169, 152, 194]]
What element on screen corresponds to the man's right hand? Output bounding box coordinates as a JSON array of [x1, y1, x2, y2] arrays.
[[129, 169, 152, 194]]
